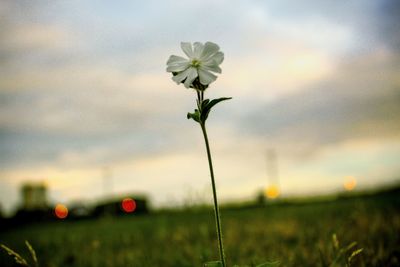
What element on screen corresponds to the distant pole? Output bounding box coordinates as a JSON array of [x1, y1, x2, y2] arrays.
[[265, 148, 280, 199], [266, 148, 279, 187], [103, 167, 113, 197]]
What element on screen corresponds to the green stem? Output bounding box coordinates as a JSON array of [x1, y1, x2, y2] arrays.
[[200, 122, 226, 267]]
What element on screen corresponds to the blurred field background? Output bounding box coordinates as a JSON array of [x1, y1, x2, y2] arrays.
[[1, 187, 399, 267]]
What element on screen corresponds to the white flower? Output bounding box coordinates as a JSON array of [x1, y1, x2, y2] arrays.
[[166, 42, 224, 89]]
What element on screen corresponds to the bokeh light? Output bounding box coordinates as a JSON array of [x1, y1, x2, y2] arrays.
[[54, 204, 68, 219], [344, 176, 357, 191], [265, 185, 280, 199], [121, 198, 136, 213]]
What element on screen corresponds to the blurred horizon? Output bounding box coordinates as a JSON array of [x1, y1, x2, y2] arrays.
[[1, 0, 400, 215]]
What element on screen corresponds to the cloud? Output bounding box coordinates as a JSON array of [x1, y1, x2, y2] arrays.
[[0, 24, 78, 53], [238, 48, 400, 159], [219, 42, 336, 100]]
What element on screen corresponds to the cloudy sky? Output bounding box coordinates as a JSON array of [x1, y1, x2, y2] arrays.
[[1, 0, 399, 214]]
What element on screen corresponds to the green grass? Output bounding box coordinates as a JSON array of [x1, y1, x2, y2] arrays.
[[1, 190, 399, 267]]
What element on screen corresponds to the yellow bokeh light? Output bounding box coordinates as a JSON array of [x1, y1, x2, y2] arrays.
[[344, 176, 357, 191], [265, 185, 280, 199]]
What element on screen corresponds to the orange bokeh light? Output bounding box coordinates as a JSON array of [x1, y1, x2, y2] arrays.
[[121, 198, 136, 213], [265, 185, 280, 199], [344, 176, 357, 191], [54, 204, 68, 219]]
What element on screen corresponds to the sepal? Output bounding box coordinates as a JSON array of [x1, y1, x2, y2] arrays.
[[187, 109, 201, 123]]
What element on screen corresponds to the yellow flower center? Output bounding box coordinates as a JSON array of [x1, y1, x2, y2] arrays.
[[190, 59, 201, 68]]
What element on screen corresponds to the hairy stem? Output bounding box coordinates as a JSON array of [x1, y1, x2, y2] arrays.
[[200, 122, 226, 267]]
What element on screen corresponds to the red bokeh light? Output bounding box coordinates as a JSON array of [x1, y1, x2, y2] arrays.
[[121, 198, 136, 213], [55, 204, 68, 219]]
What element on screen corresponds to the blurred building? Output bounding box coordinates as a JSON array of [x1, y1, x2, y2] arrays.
[[21, 182, 48, 210], [10, 182, 52, 226]]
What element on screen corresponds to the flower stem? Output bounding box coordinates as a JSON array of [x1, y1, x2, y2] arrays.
[[200, 122, 226, 267]]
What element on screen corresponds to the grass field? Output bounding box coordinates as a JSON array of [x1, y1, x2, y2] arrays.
[[1, 189, 399, 267]]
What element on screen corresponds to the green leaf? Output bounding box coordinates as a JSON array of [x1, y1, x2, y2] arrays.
[[319, 248, 329, 267], [0, 244, 29, 266], [344, 242, 357, 252], [332, 233, 339, 251], [256, 261, 280, 267], [348, 248, 363, 265], [200, 97, 232, 122], [25, 241, 38, 267], [201, 99, 210, 110], [204, 260, 223, 267], [187, 109, 201, 123]]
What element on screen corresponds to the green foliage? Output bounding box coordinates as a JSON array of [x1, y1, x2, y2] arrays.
[[205, 259, 280, 266], [231, 261, 280, 267], [0, 241, 38, 267], [25, 241, 39, 267], [255, 261, 280, 267], [200, 97, 232, 122], [187, 109, 201, 123], [0, 192, 398, 266], [187, 97, 232, 124], [204, 260, 223, 267], [319, 234, 363, 267], [203, 259, 280, 267]]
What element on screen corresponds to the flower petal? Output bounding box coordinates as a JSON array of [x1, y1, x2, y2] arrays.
[[167, 55, 188, 65], [200, 42, 220, 60], [180, 42, 194, 58], [212, 51, 224, 65], [201, 58, 222, 73], [193, 42, 204, 58], [172, 68, 191, 84], [198, 69, 217, 85], [201, 64, 221, 74], [183, 68, 198, 88], [166, 61, 189, 72]]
